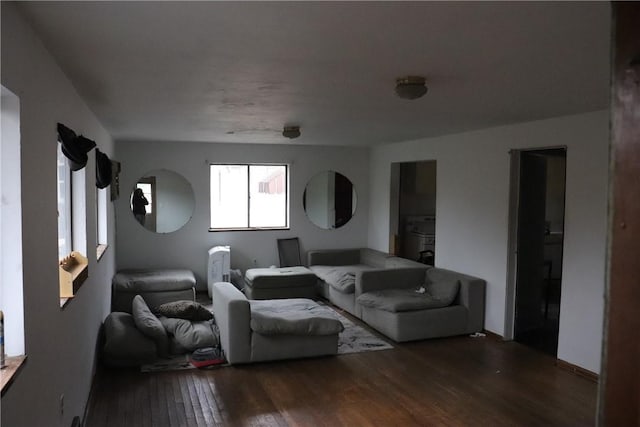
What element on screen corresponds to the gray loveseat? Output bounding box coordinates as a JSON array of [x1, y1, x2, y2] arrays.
[[211, 282, 344, 364], [307, 248, 428, 317]]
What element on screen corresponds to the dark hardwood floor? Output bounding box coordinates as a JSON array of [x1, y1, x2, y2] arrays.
[[85, 332, 597, 427]]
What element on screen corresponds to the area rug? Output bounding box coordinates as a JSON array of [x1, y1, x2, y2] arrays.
[[141, 305, 393, 373]]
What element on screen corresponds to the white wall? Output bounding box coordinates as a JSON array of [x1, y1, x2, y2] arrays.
[[1, 4, 116, 426], [115, 140, 369, 290], [368, 111, 609, 373]]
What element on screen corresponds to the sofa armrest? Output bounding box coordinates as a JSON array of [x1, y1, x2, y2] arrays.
[[357, 268, 427, 294], [211, 282, 252, 364], [457, 277, 486, 333], [307, 249, 361, 266], [427, 268, 486, 333]]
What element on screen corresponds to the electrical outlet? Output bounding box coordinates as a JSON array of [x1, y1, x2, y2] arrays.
[[60, 394, 64, 415]]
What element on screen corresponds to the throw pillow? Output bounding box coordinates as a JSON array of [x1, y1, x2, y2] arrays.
[[154, 300, 213, 321], [425, 279, 460, 305], [131, 295, 170, 357], [159, 317, 219, 351]]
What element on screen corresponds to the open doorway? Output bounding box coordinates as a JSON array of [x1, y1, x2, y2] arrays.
[[389, 160, 437, 264], [506, 148, 566, 356]]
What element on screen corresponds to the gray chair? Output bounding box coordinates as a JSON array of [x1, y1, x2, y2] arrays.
[[277, 237, 302, 267]]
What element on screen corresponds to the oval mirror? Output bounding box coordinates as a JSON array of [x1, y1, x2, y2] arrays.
[[303, 171, 357, 229], [130, 169, 195, 233]]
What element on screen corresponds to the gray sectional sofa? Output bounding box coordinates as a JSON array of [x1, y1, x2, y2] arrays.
[[307, 248, 486, 342]]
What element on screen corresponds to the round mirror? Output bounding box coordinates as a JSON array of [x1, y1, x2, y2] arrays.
[[303, 171, 357, 229], [130, 169, 195, 233]]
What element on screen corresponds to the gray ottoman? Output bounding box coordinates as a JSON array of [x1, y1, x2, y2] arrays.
[[112, 269, 196, 313], [244, 267, 317, 300]]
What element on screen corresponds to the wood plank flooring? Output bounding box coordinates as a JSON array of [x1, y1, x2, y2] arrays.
[[86, 334, 597, 426]]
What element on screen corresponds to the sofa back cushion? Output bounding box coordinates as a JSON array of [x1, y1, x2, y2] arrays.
[[425, 279, 460, 306], [132, 294, 170, 357], [359, 248, 390, 268], [385, 256, 429, 269], [308, 249, 361, 266]]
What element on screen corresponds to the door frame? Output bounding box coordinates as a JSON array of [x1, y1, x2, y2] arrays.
[[504, 146, 567, 340]]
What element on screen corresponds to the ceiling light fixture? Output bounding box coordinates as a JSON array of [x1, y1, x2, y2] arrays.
[[282, 125, 301, 139], [395, 76, 428, 100]]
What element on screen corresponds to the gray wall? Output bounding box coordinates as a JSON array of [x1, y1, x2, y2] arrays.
[[368, 110, 609, 374], [1, 4, 116, 426], [115, 140, 370, 290]]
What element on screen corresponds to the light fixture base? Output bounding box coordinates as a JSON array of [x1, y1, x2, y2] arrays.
[[283, 125, 301, 139], [395, 76, 428, 100]]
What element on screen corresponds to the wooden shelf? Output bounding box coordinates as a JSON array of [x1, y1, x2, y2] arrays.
[[59, 251, 88, 298], [1, 355, 27, 396]]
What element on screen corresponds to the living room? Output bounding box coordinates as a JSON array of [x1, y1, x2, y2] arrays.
[[2, 2, 634, 426]]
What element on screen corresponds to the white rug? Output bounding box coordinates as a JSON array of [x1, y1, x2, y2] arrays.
[[141, 303, 392, 373]]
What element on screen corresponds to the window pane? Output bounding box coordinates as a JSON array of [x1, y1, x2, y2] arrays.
[[57, 144, 71, 259], [249, 165, 287, 228], [210, 165, 248, 228], [136, 183, 153, 214], [97, 187, 107, 246]]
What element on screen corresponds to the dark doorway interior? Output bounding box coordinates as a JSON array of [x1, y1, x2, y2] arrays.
[[514, 148, 566, 356], [398, 161, 437, 264]]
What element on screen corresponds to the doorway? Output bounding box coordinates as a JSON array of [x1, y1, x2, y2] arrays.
[[506, 148, 566, 356]]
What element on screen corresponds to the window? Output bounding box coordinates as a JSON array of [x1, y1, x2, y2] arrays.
[[57, 136, 88, 304], [1, 85, 25, 369], [210, 164, 288, 230]]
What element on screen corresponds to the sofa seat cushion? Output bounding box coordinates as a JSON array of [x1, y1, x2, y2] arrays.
[[309, 264, 373, 294], [249, 299, 344, 336], [357, 284, 459, 313], [159, 317, 219, 352]]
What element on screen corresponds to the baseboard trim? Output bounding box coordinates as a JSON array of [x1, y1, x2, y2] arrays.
[[555, 359, 599, 382]]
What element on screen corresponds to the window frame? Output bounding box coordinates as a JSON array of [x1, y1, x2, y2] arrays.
[[209, 163, 289, 231]]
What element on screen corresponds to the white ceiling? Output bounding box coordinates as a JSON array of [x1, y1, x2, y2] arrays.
[[17, 1, 610, 147]]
